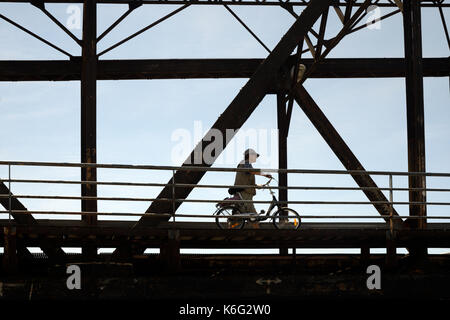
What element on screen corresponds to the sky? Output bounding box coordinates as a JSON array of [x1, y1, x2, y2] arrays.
[[0, 1, 449, 254]]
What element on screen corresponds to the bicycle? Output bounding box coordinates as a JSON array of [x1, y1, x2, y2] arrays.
[[214, 177, 301, 230]]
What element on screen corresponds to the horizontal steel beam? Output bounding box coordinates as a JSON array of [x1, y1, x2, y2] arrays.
[[0, 0, 448, 7], [3, 220, 449, 230], [1, 221, 449, 249], [0, 58, 448, 82]]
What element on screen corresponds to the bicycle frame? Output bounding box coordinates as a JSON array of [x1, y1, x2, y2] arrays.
[[236, 178, 284, 222], [215, 177, 300, 229]]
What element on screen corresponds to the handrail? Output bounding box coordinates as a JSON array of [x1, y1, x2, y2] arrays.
[[1, 160, 450, 176], [0, 210, 449, 220], [2, 178, 450, 193], [0, 194, 449, 206], [1, 160, 449, 223]]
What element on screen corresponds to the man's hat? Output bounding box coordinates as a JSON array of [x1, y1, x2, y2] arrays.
[[244, 148, 260, 157]]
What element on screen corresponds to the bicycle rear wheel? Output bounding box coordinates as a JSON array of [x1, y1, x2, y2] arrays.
[[215, 206, 245, 230], [272, 208, 301, 230]]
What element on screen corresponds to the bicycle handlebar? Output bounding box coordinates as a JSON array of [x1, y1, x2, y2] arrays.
[[261, 176, 278, 191]]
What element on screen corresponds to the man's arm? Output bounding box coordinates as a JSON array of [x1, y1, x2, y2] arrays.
[[248, 166, 272, 178], [240, 162, 272, 178], [254, 171, 272, 178]]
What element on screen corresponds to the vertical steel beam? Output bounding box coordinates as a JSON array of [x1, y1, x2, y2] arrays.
[[277, 93, 288, 208], [403, 0, 427, 257], [81, 0, 98, 259], [360, 246, 370, 266], [403, 0, 427, 227], [160, 230, 180, 272], [3, 226, 18, 274], [277, 93, 289, 256], [386, 231, 398, 268]]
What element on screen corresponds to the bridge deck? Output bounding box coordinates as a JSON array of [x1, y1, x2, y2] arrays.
[[1, 220, 449, 249]]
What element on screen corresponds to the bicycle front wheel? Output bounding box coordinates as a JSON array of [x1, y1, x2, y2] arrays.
[[272, 208, 301, 230], [215, 206, 245, 230]]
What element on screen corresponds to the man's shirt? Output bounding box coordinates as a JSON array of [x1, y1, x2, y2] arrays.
[[233, 160, 260, 196]]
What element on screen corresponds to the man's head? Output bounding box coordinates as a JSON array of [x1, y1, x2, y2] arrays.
[[244, 148, 259, 163]]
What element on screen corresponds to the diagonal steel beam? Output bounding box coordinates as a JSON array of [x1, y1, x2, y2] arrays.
[[0, 13, 72, 57], [0, 181, 66, 260], [224, 4, 271, 53], [31, 0, 82, 46], [302, 0, 372, 81], [435, 0, 450, 50], [343, 0, 354, 23], [0, 182, 33, 257], [1, 182, 34, 226], [97, 0, 143, 42], [97, 4, 190, 57], [134, 0, 332, 227], [315, 7, 329, 59], [292, 85, 403, 227], [0, 0, 447, 7]]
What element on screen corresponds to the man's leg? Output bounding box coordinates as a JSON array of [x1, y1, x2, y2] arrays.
[[241, 192, 259, 229], [227, 193, 249, 229], [241, 192, 257, 213]]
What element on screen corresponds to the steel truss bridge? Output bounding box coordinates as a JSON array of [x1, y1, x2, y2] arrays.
[[0, 0, 450, 299]]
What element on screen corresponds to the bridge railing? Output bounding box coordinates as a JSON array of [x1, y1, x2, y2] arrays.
[[0, 160, 450, 224]]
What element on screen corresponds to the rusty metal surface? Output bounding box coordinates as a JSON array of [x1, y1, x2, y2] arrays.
[[0, 0, 449, 271], [135, 0, 332, 229], [0, 220, 449, 249], [1, 253, 450, 300], [0, 58, 448, 81], [403, 0, 427, 232], [293, 86, 403, 227]]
